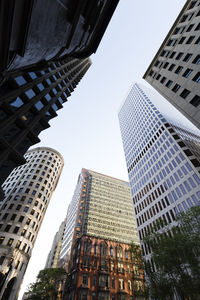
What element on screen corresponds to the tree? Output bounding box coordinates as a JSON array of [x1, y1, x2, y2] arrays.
[[130, 206, 200, 300], [26, 268, 66, 300]]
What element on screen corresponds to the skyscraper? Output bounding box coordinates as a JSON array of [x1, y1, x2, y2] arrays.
[[0, 147, 64, 300], [45, 220, 65, 269], [118, 83, 200, 263], [0, 0, 119, 76], [0, 0, 120, 201], [60, 169, 144, 300], [144, 0, 200, 129], [0, 57, 90, 190]]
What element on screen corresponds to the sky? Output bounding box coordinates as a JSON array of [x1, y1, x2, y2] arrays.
[[18, 0, 197, 298]]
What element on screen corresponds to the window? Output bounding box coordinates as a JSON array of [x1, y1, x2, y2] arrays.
[[175, 66, 183, 74], [176, 52, 183, 60], [186, 36, 195, 44], [11, 214, 16, 221], [13, 226, 20, 234], [0, 237, 4, 245], [169, 64, 175, 71], [166, 80, 173, 88], [0, 256, 5, 265], [34, 101, 44, 111], [190, 95, 200, 107], [186, 24, 194, 32], [192, 72, 200, 83], [183, 53, 192, 62], [10, 97, 24, 108], [25, 89, 35, 99], [7, 238, 14, 246], [192, 55, 200, 64], [180, 89, 190, 99], [169, 51, 176, 58], [160, 77, 166, 84], [178, 37, 186, 44], [82, 274, 88, 285], [172, 84, 181, 92], [24, 206, 29, 212], [5, 225, 11, 232], [183, 68, 193, 78], [15, 76, 26, 85], [18, 216, 24, 223], [112, 278, 115, 288], [163, 62, 169, 69]]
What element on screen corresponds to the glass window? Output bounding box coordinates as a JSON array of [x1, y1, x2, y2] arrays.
[[25, 89, 35, 98], [34, 101, 44, 111], [10, 97, 24, 108], [29, 72, 37, 79], [193, 174, 200, 185], [184, 181, 191, 192], [186, 198, 193, 208], [15, 76, 26, 85], [188, 177, 196, 188], [37, 83, 45, 91], [191, 195, 199, 206]]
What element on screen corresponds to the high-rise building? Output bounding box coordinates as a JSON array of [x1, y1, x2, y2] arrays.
[[143, 0, 200, 129], [61, 168, 144, 300], [0, 147, 64, 300], [0, 0, 119, 76], [118, 83, 200, 264], [45, 220, 65, 269], [0, 57, 90, 190], [0, 0, 120, 201]]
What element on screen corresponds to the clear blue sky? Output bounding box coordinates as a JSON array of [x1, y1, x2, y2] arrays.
[[19, 0, 194, 298]]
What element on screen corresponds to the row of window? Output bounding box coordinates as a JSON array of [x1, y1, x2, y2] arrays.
[[0, 236, 30, 253]]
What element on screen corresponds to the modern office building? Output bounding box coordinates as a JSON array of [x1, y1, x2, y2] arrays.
[[0, 147, 64, 300], [0, 57, 90, 193], [45, 220, 65, 269], [144, 0, 200, 129], [61, 168, 145, 300], [119, 83, 200, 265], [0, 0, 119, 76]]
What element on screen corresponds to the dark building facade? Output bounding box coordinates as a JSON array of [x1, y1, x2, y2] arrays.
[[0, 57, 90, 188], [144, 0, 200, 129], [0, 0, 119, 78]]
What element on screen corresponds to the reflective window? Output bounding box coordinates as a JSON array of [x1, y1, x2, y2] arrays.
[[15, 76, 26, 85], [34, 101, 44, 111], [10, 97, 23, 108]]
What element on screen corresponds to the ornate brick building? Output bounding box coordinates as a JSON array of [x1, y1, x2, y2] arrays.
[[60, 169, 145, 300]]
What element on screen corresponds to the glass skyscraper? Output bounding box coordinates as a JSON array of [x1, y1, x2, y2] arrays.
[[119, 83, 200, 263]]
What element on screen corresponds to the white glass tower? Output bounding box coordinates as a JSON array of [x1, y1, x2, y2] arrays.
[[119, 83, 200, 264], [0, 147, 64, 300]]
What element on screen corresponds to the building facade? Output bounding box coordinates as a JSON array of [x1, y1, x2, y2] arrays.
[[0, 57, 90, 189], [0, 0, 119, 76], [144, 0, 200, 129], [61, 169, 145, 300], [45, 220, 66, 269], [118, 83, 200, 265], [0, 147, 64, 300]]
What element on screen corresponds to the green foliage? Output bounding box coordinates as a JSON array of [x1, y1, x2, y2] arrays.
[[26, 268, 66, 300], [130, 207, 200, 300]]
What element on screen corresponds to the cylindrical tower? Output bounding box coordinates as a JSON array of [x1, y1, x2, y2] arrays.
[[0, 147, 64, 300]]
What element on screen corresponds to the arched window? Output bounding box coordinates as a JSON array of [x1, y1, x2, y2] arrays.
[[84, 239, 92, 254], [110, 246, 113, 257], [94, 243, 98, 254], [116, 246, 123, 258], [125, 249, 129, 259], [100, 242, 107, 256]]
